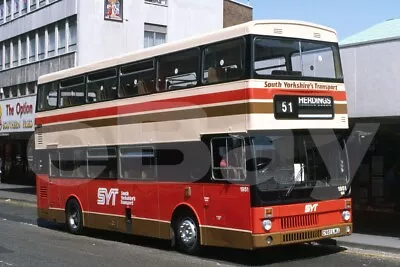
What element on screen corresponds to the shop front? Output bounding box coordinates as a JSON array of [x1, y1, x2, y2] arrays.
[[0, 95, 35, 185]]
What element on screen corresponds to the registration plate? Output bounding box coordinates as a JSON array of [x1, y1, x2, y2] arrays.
[[321, 227, 340, 237]]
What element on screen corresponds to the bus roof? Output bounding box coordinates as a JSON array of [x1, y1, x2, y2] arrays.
[[38, 19, 338, 85]]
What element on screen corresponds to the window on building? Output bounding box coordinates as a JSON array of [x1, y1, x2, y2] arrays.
[[19, 84, 26, 96], [68, 17, 77, 51], [119, 60, 156, 97], [27, 82, 35, 94], [58, 21, 66, 54], [5, 42, 10, 68], [157, 48, 199, 90], [0, 2, 4, 22], [39, 0, 45, 7], [0, 44, 3, 71], [203, 38, 245, 84], [3, 87, 10, 98], [119, 146, 156, 180], [14, 0, 19, 18], [144, 0, 168, 6], [12, 39, 18, 66], [59, 76, 85, 108], [87, 68, 118, 102], [21, 0, 27, 14], [11, 85, 18, 97], [144, 23, 166, 48], [29, 33, 36, 62], [38, 29, 45, 59], [48, 25, 55, 57], [87, 147, 117, 179], [30, 0, 36, 11], [6, 0, 11, 21], [21, 36, 27, 64]]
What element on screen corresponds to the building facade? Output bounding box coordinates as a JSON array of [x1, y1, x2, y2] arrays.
[[0, 0, 252, 184], [340, 18, 400, 235]]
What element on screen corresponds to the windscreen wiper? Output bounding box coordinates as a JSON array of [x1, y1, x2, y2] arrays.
[[285, 164, 304, 198]]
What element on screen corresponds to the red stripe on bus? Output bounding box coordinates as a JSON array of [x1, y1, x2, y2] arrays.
[[35, 88, 347, 125]]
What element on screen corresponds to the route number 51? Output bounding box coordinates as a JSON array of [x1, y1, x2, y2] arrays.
[[281, 101, 293, 113]]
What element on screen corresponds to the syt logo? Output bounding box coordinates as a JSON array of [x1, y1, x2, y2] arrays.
[[97, 188, 119, 206], [305, 203, 318, 213]]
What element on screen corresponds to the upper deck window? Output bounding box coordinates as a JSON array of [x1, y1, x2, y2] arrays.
[[37, 83, 58, 112], [253, 37, 343, 81], [203, 38, 245, 85]]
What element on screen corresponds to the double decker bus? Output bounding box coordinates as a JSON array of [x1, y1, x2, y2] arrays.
[[34, 20, 352, 255]]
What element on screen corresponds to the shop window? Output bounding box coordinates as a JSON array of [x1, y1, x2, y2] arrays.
[[87, 68, 117, 102], [119, 60, 155, 97], [211, 137, 246, 180], [157, 48, 199, 91], [203, 38, 245, 84], [119, 146, 156, 180], [87, 147, 117, 179]]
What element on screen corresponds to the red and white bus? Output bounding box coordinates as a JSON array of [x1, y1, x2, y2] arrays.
[[35, 19, 352, 254]]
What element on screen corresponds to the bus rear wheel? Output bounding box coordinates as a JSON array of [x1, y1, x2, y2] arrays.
[[173, 213, 201, 255], [65, 198, 83, 235]]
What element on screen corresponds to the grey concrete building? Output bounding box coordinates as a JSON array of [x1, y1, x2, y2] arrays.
[[0, 0, 253, 184], [340, 18, 400, 235]]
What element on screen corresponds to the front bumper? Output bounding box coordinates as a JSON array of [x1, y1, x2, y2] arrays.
[[252, 223, 352, 248]]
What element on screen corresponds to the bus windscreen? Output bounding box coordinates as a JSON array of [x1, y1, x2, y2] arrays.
[[253, 37, 343, 81]]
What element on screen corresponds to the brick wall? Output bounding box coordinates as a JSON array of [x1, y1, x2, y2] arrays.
[[223, 0, 253, 28]]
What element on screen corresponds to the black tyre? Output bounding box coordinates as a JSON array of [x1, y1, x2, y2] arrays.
[[173, 213, 201, 255], [65, 198, 83, 235]]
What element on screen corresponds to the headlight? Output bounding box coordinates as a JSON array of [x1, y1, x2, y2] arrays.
[[342, 210, 351, 221], [262, 219, 272, 231]]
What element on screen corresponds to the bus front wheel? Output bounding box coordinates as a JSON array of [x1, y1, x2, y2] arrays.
[[65, 198, 83, 235], [173, 213, 201, 255]]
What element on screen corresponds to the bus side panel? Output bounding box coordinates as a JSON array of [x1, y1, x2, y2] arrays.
[[158, 183, 205, 239], [132, 182, 159, 238], [36, 174, 51, 220], [58, 178, 90, 223], [202, 184, 253, 249]]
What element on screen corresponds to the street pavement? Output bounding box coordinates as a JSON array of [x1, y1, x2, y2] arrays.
[[0, 201, 400, 266]]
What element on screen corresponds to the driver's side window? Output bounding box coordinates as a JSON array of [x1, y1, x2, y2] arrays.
[[211, 137, 246, 180]]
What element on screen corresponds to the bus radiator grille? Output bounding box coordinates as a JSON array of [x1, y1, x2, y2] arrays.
[[281, 214, 319, 230]]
